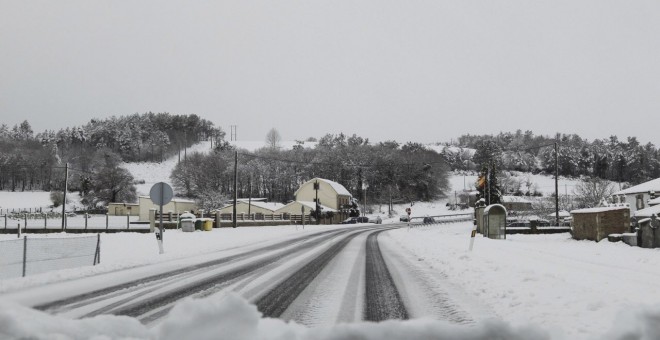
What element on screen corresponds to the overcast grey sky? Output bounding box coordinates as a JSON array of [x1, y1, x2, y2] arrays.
[[1, 1, 659, 144]]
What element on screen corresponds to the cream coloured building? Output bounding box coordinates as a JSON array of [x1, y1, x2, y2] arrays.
[[138, 195, 197, 221], [294, 178, 352, 211]]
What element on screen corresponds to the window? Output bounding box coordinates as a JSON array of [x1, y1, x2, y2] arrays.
[[636, 194, 645, 210]]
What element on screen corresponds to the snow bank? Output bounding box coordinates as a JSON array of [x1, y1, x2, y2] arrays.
[[0, 295, 549, 340], [2, 294, 660, 340]]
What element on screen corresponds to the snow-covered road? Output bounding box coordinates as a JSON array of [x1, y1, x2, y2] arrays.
[[6, 224, 478, 328]]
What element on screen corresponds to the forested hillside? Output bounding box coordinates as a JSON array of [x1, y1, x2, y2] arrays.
[[0, 113, 221, 194], [443, 130, 660, 186]]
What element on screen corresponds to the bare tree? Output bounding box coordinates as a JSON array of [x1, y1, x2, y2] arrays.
[[265, 128, 282, 149], [573, 177, 615, 208]]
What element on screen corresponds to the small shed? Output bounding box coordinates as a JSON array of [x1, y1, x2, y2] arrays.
[[570, 207, 630, 242], [501, 196, 533, 212], [483, 204, 507, 239], [108, 202, 139, 216]]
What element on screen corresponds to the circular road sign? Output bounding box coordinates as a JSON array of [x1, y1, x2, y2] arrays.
[[150, 182, 174, 206], [406, 207, 411, 215]]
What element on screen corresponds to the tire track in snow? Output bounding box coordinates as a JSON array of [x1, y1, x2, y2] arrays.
[[34, 228, 348, 317], [93, 228, 368, 318], [364, 230, 408, 321], [253, 229, 371, 317]]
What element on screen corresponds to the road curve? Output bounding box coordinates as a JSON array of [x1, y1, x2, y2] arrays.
[[25, 223, 475, 326]]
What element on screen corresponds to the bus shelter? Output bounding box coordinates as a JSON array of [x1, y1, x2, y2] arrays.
[[483, 204, 507, 239]]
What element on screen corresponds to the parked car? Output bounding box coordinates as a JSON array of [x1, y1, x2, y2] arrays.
[[368, 216, 383, 224], [423, 216, 435, 224], [342, 216, 369, 224], [400, 215, 410, 222], [507, 221, 530, 228]]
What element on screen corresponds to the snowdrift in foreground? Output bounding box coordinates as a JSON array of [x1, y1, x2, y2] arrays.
[[1, 294, 658, 340]]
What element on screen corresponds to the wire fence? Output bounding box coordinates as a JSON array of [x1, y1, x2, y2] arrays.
[[0, 235, 100, 279]]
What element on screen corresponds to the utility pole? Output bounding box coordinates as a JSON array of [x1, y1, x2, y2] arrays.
[[248, 176, 252, 218], [363, 186, 367, 217], [61, 162, 68, 231], [184, 131, 188, 163], [487, 161, 491, 206], [233, 151, 238, 228], [555, 141, 560, 226], [230, 125, 237, 141], [315, 180, 320, 225], [388, 186, 392, 216]]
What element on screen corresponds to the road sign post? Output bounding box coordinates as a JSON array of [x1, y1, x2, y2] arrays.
[[150, 182, 173, 254], [406, 207, 411, 230]]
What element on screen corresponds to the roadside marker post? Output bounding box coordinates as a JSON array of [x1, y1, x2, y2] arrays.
[[468, 223, 478, 251]]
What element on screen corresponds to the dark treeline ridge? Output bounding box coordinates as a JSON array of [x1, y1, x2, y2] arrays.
[[171, 133, 450, 208], [445, 130, 660, 185], [0, 113, 222, 193]]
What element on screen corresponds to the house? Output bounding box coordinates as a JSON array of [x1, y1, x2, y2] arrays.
[[294, 178, 352, 211], [108, 202, 139, 216], [500, 196, 533, 212], [275, 178, 353, 224], [220, 178, 353, 225], [612, 178, 660, 213], [138, 195, 197, 222]]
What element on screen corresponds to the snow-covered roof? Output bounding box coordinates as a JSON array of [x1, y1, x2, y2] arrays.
[[634, 204, 660, 218], [501, 196, 532, 203], [237, 201, 285, 212], [648, 197, 660, 206], [547, 210, 571, 218], [296, 178, 352, 197], [139, 196, 195, 203], [319, 178, 351, 196], [571, 207, 628, 214], [614, 178, 660, 195], [237, 198, 267, 202]]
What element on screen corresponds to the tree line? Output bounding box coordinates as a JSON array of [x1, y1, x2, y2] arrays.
[[171, 133, 450, 211], [444, 130, 660, 186]]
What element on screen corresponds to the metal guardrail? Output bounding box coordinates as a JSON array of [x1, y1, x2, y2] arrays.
[[0, 213, 144, 234], [407, 213, 474, 226]]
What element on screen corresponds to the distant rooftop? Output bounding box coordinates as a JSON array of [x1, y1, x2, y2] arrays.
[[614, 178, 660, 195]]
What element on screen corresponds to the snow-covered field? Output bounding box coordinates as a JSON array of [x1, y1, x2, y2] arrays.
[[122, 141, 214, 196]]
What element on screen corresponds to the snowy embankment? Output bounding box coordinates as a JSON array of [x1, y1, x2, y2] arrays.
[[122, 141, 213, 196]]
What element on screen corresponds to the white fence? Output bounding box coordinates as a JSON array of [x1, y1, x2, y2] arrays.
[[0, 235, 100, 279]]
